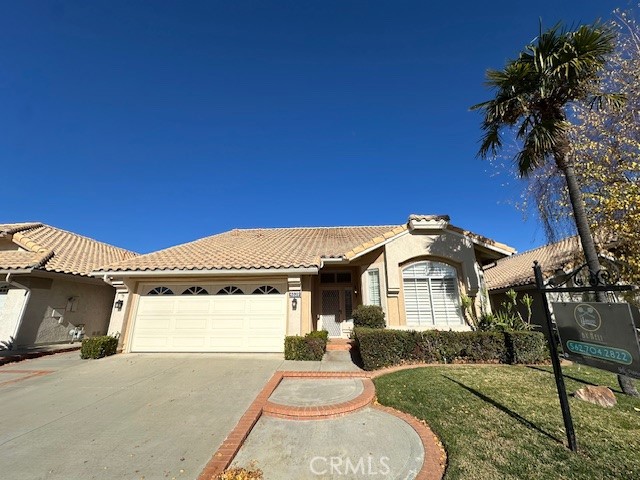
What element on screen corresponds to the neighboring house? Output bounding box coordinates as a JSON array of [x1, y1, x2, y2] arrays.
[[0, 223, 137, 348], [483, 236, 639, 331], [95, 215, 514, 353]]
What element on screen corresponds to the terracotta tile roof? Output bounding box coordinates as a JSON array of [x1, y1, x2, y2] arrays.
[[0, 223, 137, 276], [344, 225, 408, 259], [99, 217, 514, 273], [484, 236, 582, 291], [0, 250, 51, 271], [99, 226, 398, 272]]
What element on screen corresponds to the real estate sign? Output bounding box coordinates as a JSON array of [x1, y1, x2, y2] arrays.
[[551, 302, 640, 379]]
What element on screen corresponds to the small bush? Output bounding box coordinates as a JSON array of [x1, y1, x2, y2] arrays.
[[80, 335, 118, 359], [306, 329, 329, 342], [506, 331, 550, 364], [352, 305, 386, 329], [284, 331, 328, 361], [353, 327, 548, 370]]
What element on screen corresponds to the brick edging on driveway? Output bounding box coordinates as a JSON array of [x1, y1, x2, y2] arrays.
[[197, 372, 284, 480], [198, 369, 447, 480], [0, 346, 81, 367]]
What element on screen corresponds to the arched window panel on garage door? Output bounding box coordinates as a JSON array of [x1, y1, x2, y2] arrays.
[[148, 286, 174, 295], [182, 286, 209, 295], [402, 261, 463, 328], [252, 285, 280, 294], [217, 286, 244, 295]]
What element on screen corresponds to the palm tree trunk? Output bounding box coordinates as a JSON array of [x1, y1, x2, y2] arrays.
[[561, 161, 639, 397]]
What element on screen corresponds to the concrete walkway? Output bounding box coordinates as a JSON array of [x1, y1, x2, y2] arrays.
[[278, 350, 364, 372], [215, 369, 436, 480], [233, 407, 424, 479]]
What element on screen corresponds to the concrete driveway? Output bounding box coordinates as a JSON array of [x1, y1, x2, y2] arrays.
[[0, 351, 283, 480]]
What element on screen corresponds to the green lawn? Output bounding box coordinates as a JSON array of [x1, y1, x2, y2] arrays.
[[374, 365, 640, 480]]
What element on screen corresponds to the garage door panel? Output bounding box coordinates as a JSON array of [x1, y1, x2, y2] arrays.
[[172, 336, 207, 348], [131, 294, 286, 352], [212, 298, 248, 313], [246, 300, 282, 312], [246, 316, 282, 329], [174, 318, 208, 330], [135, 317, 172, 330], [137, 298, 176, 314], [177, 299, 211, 314], [210, 317, 244, 329], [209, 336, 245, 349], [132, 336, 170, 349]]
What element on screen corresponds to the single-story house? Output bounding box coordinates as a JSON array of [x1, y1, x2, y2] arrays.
[[0, 223, 137, 348], [483, 235, 639, 331], [95, 215, 515, 353]]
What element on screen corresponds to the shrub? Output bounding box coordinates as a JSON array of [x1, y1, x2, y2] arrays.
[[306, 329, 329, 342], [506, 331, 550, 364], [353, 327, 548, 370], [80, 335, 118, 359], [284, 331, 328, 361], [352, 305, 386, 329]]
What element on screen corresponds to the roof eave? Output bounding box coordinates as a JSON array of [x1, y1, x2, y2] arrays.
[[91, 266, 319, 278], [0, 268, 35, 275]]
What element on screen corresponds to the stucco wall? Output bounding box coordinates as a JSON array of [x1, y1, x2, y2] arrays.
[[384, 230, 479, 295], [301, 275, 313, 335], [380, 229, 480, 330], [0, 287, 29, 341], [16, 276, 115, 346], [106, 288, 131, 337]]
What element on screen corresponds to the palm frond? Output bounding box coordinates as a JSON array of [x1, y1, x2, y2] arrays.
[[589, 92, 626, 110]]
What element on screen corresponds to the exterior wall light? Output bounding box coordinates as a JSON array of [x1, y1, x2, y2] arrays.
[[291, 298, 298, 310], [114, 299, 124, 311]]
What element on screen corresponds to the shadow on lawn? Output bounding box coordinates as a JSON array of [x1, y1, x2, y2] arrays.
[[443, 375, 564, 445], [525, 366, 624, 394]]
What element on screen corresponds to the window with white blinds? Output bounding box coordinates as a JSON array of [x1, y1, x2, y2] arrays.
[[402, 261, 463, 327], [367, 269, 381, 307]]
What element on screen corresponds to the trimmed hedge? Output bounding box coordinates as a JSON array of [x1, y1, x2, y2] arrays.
[[506, 331, 550, 364], [80, 335, 118, 359], [352, 305, 386, 329], [353, 327, 549, 370], [284, 331, 328, 361]]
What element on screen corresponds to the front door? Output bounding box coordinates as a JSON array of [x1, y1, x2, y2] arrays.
[[320, 288, 353, 338]]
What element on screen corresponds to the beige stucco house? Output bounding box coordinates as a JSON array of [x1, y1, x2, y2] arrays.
[[95, 215, 514, 353], [0, 223, 137, 348]]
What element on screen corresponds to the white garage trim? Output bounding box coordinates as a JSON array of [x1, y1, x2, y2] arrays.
[[129, 294, 287, 352]]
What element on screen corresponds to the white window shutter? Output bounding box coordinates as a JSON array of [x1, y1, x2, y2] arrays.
[[367, 269, 381, 307], [402, 261, 463, 327]]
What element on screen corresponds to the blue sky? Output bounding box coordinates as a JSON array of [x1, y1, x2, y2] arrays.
[[1, 1, 621, 254]]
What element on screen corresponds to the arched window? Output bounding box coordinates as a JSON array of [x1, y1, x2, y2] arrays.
[[402, 261, 463, 327], [252, 285, 280, 294], [217, 286, 244, 295], [182, 286, 208, 295], [148, 286, 174, 295]]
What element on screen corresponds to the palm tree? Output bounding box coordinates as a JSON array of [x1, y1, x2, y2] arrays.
[[472, 22, 637, 396]]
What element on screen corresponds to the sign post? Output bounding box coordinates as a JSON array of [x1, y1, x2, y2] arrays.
[[534, 263, 577, 452]]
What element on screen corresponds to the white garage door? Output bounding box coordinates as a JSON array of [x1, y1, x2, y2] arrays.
[[130, 294, 287, 352]]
